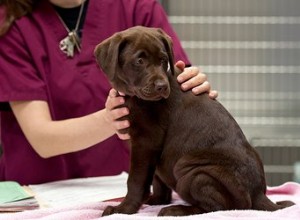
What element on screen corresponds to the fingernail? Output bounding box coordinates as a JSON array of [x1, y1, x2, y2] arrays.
[[192, 87, 198, 93], [177, 75, 183, 83], [181, 83, 188, 90]]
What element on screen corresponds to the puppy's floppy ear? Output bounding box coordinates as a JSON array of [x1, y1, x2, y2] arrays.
[[156, 28, 175, 75], [94, 33, 127, 81]]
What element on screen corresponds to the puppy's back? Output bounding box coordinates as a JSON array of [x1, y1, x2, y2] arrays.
[[165, 70, 249, 151]]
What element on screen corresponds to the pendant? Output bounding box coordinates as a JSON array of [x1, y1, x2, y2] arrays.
[[59, 31, 81, 57]]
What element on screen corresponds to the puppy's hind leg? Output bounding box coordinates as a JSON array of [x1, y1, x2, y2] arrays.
[[169, 155, 252, 216], [252, 193, 295, 211], [158, 173, 230, 216]]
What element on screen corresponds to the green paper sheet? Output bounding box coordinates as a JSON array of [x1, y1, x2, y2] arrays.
[[0, 181, 32, 204]]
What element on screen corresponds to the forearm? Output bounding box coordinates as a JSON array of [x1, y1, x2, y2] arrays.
[[34, 110, 115, 158], [10, 101, 116, 158]]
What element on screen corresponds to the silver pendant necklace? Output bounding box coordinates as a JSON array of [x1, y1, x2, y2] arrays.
[[56, 1, 85, 57]]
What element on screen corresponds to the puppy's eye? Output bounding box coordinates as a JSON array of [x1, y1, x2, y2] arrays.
[[135, 58, 144, 65], [161, 58, 168, 70], [161, 57, 168, 65]]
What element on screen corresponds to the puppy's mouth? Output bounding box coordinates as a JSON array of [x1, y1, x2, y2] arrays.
[[135, 83, 170, 101]]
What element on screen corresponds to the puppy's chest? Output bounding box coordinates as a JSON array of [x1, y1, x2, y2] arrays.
[[126, 98, 170, 136]]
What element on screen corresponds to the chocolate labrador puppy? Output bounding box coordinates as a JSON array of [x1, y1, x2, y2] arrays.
[[94, 26, 293, 216]]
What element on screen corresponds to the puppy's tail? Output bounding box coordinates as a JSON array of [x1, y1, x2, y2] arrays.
[[252, 194, 294, 211]]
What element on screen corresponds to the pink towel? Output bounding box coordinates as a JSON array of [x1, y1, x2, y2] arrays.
[[1, 182, 300, 220]]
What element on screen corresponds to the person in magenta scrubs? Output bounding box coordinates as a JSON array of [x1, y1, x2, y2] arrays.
[[0, 0, 218, 185]]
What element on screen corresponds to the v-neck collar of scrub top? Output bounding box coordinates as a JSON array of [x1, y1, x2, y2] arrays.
[[36, 0, 102, 64]]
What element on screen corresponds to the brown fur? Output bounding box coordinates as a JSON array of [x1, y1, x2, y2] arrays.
[[94, 26, 294, 216]]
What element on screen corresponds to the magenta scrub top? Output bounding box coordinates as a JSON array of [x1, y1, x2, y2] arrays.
[[0, 0, 190, 185]]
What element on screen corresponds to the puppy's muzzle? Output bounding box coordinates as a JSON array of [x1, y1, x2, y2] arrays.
[[154, 79, 169, 94], [139, 79, 170, 100]]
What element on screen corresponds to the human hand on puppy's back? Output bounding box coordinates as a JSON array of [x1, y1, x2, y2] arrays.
[[176, 61, 218, 99]]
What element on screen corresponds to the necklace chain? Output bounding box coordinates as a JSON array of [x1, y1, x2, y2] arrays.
[[56, 0, 86, 57]]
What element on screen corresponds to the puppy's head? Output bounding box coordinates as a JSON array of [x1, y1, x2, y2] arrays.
[[94, 26, 175, 101]]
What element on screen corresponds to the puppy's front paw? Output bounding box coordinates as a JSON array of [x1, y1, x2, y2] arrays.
[[102, 206, 117, 216]]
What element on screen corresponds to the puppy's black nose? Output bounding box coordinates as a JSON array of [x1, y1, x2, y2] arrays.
[[154, 80, 168, 93]]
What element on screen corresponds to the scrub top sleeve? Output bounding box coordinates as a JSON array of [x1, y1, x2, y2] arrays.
[[134, 0, 191, 66], [0, 25, 47, 109]]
